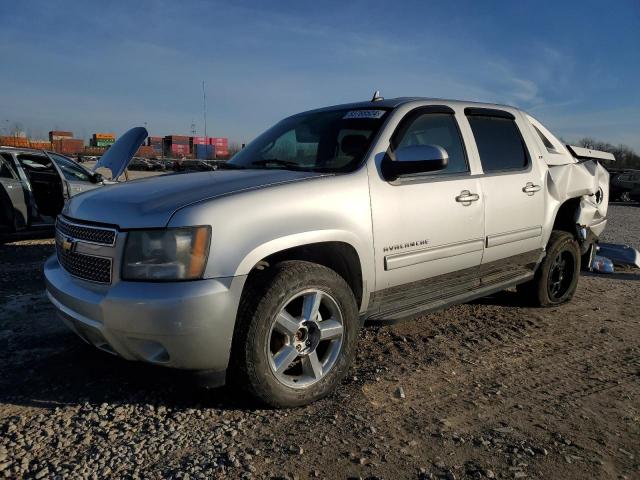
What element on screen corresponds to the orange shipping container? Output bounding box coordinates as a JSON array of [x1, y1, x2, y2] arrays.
[[94, 133, 116, 140]]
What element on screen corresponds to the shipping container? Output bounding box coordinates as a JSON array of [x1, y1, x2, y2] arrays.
[[192, 136, 208, 145], [166, 135, 189, 143], [29, 140, 53, 150], [93, 133, 116, 140], [84, 146, 108, 155], [209, 137, 229, 146], [0, 136, 29, 147], [147, 136, 163, 145], [194, 144, 215, 160], [52, 138, 84, 154], [136, 145, 156, 157], [49, 131, 73, 142], [171, 144, 189, 153]]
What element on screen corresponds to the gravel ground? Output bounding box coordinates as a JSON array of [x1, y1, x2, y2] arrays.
[[0, 205, 638, 479], [600, 202, 640, 248]]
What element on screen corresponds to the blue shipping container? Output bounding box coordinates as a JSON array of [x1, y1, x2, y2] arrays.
[[195, 144, 215, 160]]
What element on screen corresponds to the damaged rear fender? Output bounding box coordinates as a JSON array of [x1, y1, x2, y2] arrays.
[[543, 160, 610, 245]]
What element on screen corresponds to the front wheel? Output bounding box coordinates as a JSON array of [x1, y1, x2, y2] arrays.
[[517, 231, 581, 307], [230, 261, 359, 407]]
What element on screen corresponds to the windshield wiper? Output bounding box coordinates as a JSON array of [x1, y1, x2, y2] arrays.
[[251, 159, 301, 168]]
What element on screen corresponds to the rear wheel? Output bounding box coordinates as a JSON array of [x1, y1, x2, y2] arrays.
[[230, 261, 359, 407], [517, 231, 581, 307]]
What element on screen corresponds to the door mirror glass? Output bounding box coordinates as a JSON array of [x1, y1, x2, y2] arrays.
[[381, 144, 448, 181]]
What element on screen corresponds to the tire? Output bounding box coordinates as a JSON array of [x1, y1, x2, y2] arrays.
[[230, 260, 359, 408], [517, 231, 581, 307]]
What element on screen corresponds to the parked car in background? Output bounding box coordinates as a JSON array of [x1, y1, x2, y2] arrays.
[[609, 169, 640, 202], [0, 147, 107, 238], [127, 157, 154, 171], [45, 97, 613, 407]]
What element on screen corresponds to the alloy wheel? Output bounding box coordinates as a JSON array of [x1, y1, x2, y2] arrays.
[[265, 289, 344, 389], [547, 250, 575, 300]]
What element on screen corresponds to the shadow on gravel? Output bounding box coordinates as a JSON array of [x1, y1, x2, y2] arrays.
[[0, 228, 54, 245], [0, 331, 263, 413], [582, 271, 640, 281], [0, 242, 55, 296], [469, 290, 528, 308], [0, 241, 54, 263]]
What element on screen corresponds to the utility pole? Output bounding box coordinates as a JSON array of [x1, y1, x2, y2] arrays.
[[202, 80, 207, 138]]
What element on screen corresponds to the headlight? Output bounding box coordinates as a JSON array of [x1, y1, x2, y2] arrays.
[[122, 226, 211, 281]]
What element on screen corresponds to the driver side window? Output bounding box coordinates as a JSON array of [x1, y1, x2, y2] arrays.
[[396, 113, 469, 174]]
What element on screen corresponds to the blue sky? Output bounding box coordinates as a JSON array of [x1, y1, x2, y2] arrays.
[[1, 0, 639, 149]]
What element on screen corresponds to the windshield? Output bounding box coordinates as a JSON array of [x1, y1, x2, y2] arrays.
[[229, 108, 389, 172]]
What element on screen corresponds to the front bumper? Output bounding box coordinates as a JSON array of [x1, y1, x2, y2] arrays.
[[44, 254, 246, 376]]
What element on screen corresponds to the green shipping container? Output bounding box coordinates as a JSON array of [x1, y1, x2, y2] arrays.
[[96, 140, 115, 147]]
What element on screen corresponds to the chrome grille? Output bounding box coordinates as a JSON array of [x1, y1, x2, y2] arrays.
[[56, 216, 116, 246], [56, 236, 112, 284]]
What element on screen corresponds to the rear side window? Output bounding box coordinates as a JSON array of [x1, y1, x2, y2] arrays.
[[532, 124, 559, 153], [395, 113, 468, 174], [467, 116, 529, 172]]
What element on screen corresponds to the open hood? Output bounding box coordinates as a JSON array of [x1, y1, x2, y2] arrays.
[[93, 126, 148, 180]]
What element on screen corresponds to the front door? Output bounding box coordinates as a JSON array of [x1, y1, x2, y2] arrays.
[[0, 153, 28, 230], [368, 107, 485, 317]]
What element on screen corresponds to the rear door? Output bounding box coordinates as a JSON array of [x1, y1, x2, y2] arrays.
[[464, 108, 545, 269], [0, 153, 29, 230]]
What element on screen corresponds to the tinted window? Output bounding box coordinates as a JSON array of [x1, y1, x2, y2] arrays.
[[395, 113, 468, 174], [0, 154, 17, 179], [467, 116, 529, 172], [532, 124, 558, 153], [0, 160, 15, 179]]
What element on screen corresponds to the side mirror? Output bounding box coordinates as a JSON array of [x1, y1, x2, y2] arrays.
[[381, 144, 448, 181], [92, 172, 103, 184]]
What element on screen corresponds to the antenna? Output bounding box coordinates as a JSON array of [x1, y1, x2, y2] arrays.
[[371, 90, 384, 102], [202, 80, 207, 138]]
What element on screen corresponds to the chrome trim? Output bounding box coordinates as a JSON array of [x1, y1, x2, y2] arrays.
[[56, 216, 117, 247], [486, 226, 542, 248], [55, 246, 113, 284], [384, 238, 484, 271]]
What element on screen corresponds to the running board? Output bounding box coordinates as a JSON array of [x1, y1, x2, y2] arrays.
[[364, 271, 534, 325]]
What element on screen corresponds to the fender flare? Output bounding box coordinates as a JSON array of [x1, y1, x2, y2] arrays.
[[233, 229, 373, 308]]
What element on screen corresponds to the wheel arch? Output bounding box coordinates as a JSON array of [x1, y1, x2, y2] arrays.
[[239, 237, 367, 312]]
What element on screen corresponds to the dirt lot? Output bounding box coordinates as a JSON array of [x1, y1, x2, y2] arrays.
[[1, 205, 639, 479]]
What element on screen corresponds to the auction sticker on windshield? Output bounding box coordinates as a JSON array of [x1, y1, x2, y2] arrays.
[[343, 110, 386, 119]]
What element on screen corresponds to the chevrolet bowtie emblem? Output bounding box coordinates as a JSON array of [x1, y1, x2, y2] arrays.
[[61, 237, 75, 253]]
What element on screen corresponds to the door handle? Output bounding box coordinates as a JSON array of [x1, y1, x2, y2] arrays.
[[522, 182, 542, 195], [456, 190, 480, 204]]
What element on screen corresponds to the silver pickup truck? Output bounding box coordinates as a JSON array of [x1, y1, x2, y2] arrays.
[[44, 96, 612, 407]]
